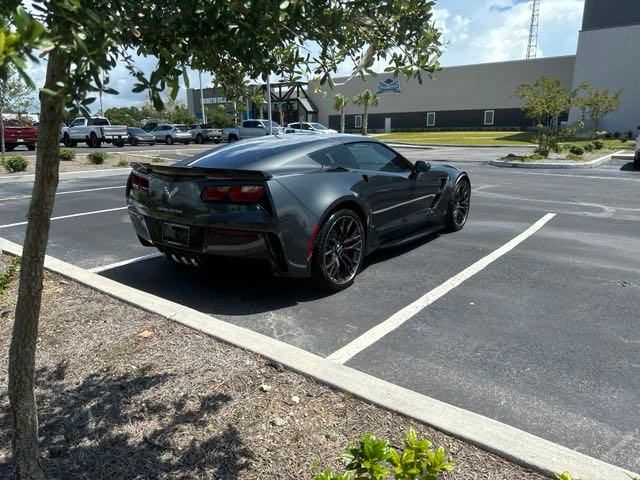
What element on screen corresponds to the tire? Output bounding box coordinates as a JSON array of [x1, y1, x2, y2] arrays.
[[27, 144, 36, 151], [149, 143, 155, 146], [195, 134, 204, 144], [5, 144, 16, 152], [63, 134, 74, 147], [634, 152, 640, 170], [130, 138, 138, 146], [115, 140, 125, 147], [228, 134, 238, 143], [165, 135, 174, 145], [183, 141, 191, 145], [88, 133, 101, 148], [214, 138, 221, 144], [445, 177, 471, 232], [311, 209, 365, 291]]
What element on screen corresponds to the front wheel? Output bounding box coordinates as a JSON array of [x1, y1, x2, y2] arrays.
[[130, 138, 139, 146], [213, 138, 221, 144], [27, 144, 36, 151], [165, 135, 174, 145], [63, 134, 74, 147], [311, 209, 365, 291], [445, 177, 471, 232], [195, 134, 204, 144]]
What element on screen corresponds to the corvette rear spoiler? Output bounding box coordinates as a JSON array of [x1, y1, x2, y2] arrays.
[[132, 162, 271, 181]]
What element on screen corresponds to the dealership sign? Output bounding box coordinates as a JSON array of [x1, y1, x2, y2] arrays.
[[375, 76, 401, 94]]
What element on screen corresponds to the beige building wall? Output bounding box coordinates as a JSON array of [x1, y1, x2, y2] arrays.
[[308, 56, 576, 126]]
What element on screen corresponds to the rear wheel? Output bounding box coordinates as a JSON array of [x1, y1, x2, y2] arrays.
[[228, 134, 238, 142], [445, 177, 471, 232], [26, 144, 36, 151], [311, 209, 365, 291], [88, 132, 101, 148], [213, 138, 221, 144], [195, 134, 204, 144], [5, 144, 16, 151], [165, 135, 174, 145]]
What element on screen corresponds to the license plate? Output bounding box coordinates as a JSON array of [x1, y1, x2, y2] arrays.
[[17, 138, 24, 143], [162, 222, 190, 247]]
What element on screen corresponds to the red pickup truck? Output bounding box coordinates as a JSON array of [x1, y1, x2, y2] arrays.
[[2, 119, 37, 151]]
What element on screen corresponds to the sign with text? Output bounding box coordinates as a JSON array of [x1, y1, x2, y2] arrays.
[[375, 76, 401, 94]]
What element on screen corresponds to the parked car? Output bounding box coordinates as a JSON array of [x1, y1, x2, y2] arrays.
[[189, 123, 222, 144], [61, 117, 128, 148], [222, 119, 284, 142], [285, 122, 337, 134], [150, 124, 193, 145], [128, 127, 156, 146], [126, 134, 470, 291], [2, 119, 37, 151]]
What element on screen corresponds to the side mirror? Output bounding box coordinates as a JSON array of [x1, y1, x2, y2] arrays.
[[413, 160, 431, 175]]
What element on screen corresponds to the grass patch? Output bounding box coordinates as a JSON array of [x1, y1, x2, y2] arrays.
[[560, 138, 635, 150], [151, 156, 164, 163], [377, 131, 536, 146], [115, 159, 129, 167], [0, 256, 20, 296]]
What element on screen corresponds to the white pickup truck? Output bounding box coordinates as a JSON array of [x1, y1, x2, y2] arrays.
[[61, 116, 128, 148], [222, 119, 284, 142]]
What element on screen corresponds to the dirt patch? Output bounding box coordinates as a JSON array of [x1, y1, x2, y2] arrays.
[[0, 253, 547, 479]]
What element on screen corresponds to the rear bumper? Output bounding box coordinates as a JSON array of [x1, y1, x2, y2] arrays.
[[5, 137, 37, 145], [128, 209, 303, 277]]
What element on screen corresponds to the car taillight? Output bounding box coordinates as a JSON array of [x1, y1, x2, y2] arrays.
[[131, 174, 149, 192], [202, 185, 265, 203]]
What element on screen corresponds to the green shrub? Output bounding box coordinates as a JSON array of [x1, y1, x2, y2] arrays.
[[151, 156, 164, 163], [115, 159, 129, 167], [87, 151, 108, 164], [4, 155, 29, 172], [314, 429, 454, 480], [569, 145, 584, 155], [613, 131, 621, 139], [583, 143, 594, 153], [592, 140, 604, 149], [567, 152, 583, 161], [59, 148, 76, 161]]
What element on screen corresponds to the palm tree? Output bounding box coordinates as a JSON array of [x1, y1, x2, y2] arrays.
[[247, 90, 266, 119], [333, 93, 349, 133], [353, 89, 378, 135]]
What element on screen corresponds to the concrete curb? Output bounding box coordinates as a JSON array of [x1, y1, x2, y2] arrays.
[[1, 236, 637, 480], [384, 140, 536, 149], [489, 150, 625, 169]]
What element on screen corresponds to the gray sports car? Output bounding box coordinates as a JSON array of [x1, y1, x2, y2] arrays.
[[127, 134, 470, 290]]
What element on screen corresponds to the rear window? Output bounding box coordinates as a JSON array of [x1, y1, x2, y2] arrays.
[[88, 118, 109, 126], [175, 125, 189, 132]]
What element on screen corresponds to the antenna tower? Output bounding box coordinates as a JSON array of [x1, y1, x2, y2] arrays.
[[526, 0, 540, 59]]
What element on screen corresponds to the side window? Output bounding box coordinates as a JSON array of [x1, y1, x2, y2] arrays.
[[289, 123, 299, 129], [302, 123, 311, 130], [426, 112, 436, 127], [70, 118, 85, 127], [309, 145, 358, 169], [346, 142, 410, 172], [243, 121, 257, 128]]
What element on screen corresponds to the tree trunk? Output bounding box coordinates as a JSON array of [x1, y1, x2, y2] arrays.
[[1, 107, 5, 163], [592, 117, 600, 136], [9, 50, 68, 480], [340, 108, 345, 134], [363, 104, 368, 135]]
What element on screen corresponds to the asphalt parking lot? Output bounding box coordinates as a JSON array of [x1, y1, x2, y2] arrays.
[[1, 144, 639, 472]]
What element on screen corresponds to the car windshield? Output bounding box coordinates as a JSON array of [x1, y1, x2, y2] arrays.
[[175, 125, 189, 132], [129, 128, 145, 134], [309, 123, 328, 130]]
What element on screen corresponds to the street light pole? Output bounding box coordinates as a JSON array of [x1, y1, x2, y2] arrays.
[[266, 75, 273, 135], [199, 71, 207, 124]]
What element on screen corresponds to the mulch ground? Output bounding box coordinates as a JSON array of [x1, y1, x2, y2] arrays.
[[0, 253, 548, 479]]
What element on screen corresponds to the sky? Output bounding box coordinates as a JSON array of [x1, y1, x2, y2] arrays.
[[25, 0, 586, 111]]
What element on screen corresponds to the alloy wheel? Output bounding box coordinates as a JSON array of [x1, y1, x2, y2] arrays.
[[452, 180, 470, 227], [322, 215, 364, 285]]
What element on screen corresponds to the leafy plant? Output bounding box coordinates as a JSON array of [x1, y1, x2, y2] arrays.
[[0, 256, 21, 296], [576, 85, 620, 134], [569, 145, 585, 155], [593, 139, 604, 149], [613, 131, 621, 139], [583, 143, 594, 153], [151, 156, 164, 163], [58, 148, 75, 161], [87, 151, 108, 164], [353, 89, 379, 135], [566, 152, 583, 161], [314, 429, 454, 480], [115, 159, 128, 167], [4, 155, 29, 172]]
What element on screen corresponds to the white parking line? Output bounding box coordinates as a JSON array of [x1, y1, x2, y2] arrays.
[[327, 212, 557, 364], [0, 206, 128, 229], [0, 185, 124, 202], [89, 252, 163, 273]]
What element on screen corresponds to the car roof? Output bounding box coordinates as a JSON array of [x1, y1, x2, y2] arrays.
[[183, 134, 383, 173]]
